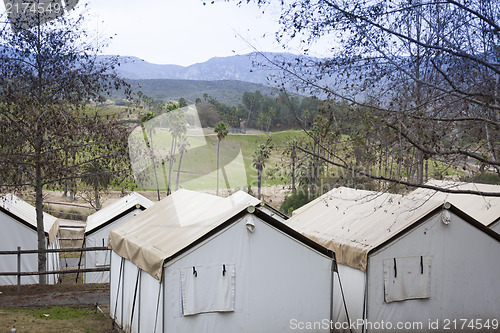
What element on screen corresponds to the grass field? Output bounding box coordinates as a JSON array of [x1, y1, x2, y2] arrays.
[[0, 305, 113, 333], [128, 128, 307, 192]]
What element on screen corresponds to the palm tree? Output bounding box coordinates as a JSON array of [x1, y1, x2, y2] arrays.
[[252, 139, 272, 200], [140, 112, 161, 201], [165, 109, 186, 195], [175, 135, 190, 190], [214, 121, 228, 196]]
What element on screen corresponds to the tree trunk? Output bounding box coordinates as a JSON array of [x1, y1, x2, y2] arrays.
[[257, 167, 262, 200], [176, 150, 184, 190], [424, 158, 428, 183], [35, 156, 47, 285], [34, 22, 47, 285], [216, 140, 220, 196], [149, 129, 160, 201], [246, 108, 252, 129], [291, 145, 296, 191], [167, 133, 177, 195], [94, 188, 101, 210], [416, 149, 424, 184]]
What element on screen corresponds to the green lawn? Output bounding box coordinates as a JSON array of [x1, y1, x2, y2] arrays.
[[128, 129, 306, 191]]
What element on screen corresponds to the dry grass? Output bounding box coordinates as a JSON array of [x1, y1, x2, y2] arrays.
[[0, 305, 114, 333]]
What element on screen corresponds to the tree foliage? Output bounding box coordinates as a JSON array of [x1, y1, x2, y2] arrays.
[[280, 188, 313, 215], [199, 90, 330, 131], [231, 0, 500, 196], [252, 138, 273, 199], [0, 9, 130, 282]]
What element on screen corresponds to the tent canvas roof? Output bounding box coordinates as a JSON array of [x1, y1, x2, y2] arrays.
[[109, 189, 260, 280], [0, 194, 59, 243], [85, 192, 154, 234], [286, 187, 446, 271], [410, 180, 500, 227]]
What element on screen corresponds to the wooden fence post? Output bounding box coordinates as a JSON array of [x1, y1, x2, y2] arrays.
[[17, 246, 21, 294]]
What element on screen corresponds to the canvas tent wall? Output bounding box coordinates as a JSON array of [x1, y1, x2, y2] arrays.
[[109, 189, 335, 333], [286, 187, 500, 333], [0, 194, 60, 285], [491, 219, 500, 234], [84, 192, 153, 283]]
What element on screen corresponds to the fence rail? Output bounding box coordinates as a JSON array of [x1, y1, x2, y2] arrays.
[[0, 246, 111, 293], [0, 267, 109, 277], [0, 247, 108, 255]]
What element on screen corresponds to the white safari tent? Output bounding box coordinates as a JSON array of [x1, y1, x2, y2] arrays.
[[84, 192, 153, 283], [109, 189, 334, 333], [410, 180, 500, 231], [0, 194, 60, 285], [286, 187, 500, 333]]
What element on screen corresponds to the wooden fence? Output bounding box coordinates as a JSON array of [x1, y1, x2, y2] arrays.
[[0, 247, 110, 293]]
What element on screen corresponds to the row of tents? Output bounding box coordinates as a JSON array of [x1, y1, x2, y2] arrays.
[[106, 180, 500, 333], [1, 180, 499, 332], [0, 191, 154, 285]]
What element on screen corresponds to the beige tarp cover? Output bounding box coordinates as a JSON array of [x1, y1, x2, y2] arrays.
[[109, 189, 260, 280], [286, 187, 442, 271], [410, 180, 500, 227], [0, 194, 59, 244]]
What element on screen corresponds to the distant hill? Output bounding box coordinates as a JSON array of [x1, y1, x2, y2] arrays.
[[125, 78, 278, 106], [113, 57, 185, 80], [106, 52, 373, 104], [103, 52, 292, 105], [109, 52, 291, 85]]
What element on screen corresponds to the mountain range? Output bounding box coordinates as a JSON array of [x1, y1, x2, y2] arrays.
[[108, 52, 373, 106], [107, 52, 301, 106], [112, 52, 292, 84]]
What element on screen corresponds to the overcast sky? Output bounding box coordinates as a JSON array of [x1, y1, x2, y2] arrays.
[[85, 0, 288, 66]]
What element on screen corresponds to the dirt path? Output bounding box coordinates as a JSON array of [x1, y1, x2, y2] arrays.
[[0, 284, 109, 308]]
